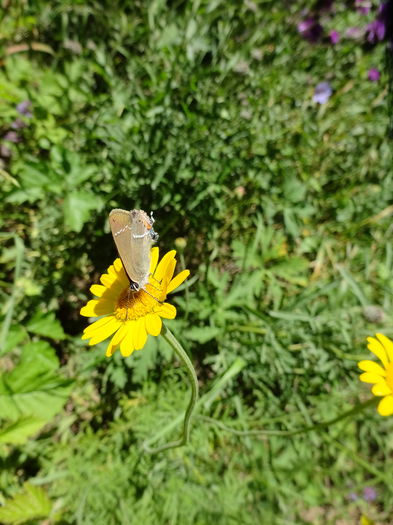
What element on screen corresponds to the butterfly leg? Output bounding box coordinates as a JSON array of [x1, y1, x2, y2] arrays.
[[126, 287, 132, 320]]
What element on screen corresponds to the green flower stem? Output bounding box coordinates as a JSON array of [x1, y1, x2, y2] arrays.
[[142, 357, 246, 451], [142, 324, 199, 454]]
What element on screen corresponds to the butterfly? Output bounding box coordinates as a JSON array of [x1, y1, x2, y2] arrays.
[[109, 209, 159, 294]]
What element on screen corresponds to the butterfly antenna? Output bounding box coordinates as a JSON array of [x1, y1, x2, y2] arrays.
[[141, 287, 164, 304]]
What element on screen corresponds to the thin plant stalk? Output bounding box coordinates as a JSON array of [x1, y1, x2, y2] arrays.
[[200, 398, 377, 437], [142, 324, 199, 454]]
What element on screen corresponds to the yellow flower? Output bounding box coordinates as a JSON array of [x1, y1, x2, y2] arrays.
[[358, 333, 393, 416], [80, 248, 189, 357]]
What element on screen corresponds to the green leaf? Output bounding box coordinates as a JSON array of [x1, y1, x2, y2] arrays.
[[19, 163, 51, 190], [0, 325, 27, 356], [27, 311, 66, 340], [0, 417, 47, 444], [269, 256, 309, 286], [283, 176, 307, 203], [63, 190, 103, 232], [129, 336, 158, 383], [0, 341, 73, 421], [0, 483, 52, 524], [186, 326, 221, 343]]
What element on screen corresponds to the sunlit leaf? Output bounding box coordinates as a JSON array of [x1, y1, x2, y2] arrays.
[[0, 483, 52, 524]]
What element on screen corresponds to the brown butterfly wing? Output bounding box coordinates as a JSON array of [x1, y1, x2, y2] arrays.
[[109, 209, 155, 288], [129, 210, 155, 288], [109, 209, 136, 283]]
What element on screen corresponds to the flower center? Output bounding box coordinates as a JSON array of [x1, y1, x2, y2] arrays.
[[114, 282, 164, 321], [386, 363, 393, 391]]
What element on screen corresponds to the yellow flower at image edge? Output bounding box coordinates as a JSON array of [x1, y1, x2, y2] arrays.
[[358, 333, 393, 416], [80, 248, 189, 357]]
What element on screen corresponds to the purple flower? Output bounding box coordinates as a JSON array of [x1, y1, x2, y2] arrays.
[[298, 18, 323, 43], [366, 19, 386, 42], [329, 30, 340, 44], [366, 2, 390, 43], [363, 487, 377, 501], [16, 100, 32, 117], [313, 81, 332, 104], [3, 131, 20, 143], [10, 118, 27, 130], [355, 0, 371, 14], [368, 68, 380, 81]]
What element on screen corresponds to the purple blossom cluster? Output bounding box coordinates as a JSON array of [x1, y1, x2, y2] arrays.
[[366, 2, 390, 42], [313, 81, 333, 104], [297, 1, 392, 103], [356, 0, 372, 15], [0, 100, 32, 161], [298, 0, 391, 46], [348, 486, 377, 502]]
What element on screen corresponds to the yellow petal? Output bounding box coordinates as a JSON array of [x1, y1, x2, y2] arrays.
[[83, 315, 114, 336], [113, 258, 122, 273], [103, 279, 127, 299], [120, 324, 135, 357], [145, 313, 162, 336], [105, 338, 119, 357], [377, 395, 393, 416], [99, 288, 123, 305], [90, 284, 106, 297], [156, 302, 176, 319], [110, 260, 128, 285], [154, 250, 177, 283], [367, 337, 389, 368], [359, 372, 384, 384], [167, 269, 190, 294], [80, 299, 114, 317], [100, 273, 116, 287], [118, 269, 130, 287], [166, 259, 176, 283], [111, 323, 129, 347], [89, 317, 122, 345], [372, 381, 392, 396], [358, 360, 386, 376], [100, 265, 128, 290], [107, 263, 117, 276], [149, 247, 159, 275], [376, 334, 393, 363], [134, 318, 148, 350]]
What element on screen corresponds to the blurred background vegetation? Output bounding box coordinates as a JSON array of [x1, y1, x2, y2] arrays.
[[1, 0, 392, 523]]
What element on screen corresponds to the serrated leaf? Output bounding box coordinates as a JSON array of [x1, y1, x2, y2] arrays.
[[63, 191, 103, 232], [269, 256, 309, 285], [0, 417, 47, 444], [19, 163, 51, 190], [186, 326, 221, 343], [0, 341, 73, 421], [1, 325, 27, 355], [26, 311, 66, 340], [0, 483, 52, 524], [283, 176, 307, 203], [129, 337, 158, 383]]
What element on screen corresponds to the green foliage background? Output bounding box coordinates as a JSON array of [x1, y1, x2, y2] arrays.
[[1, 1, 392, 523]]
